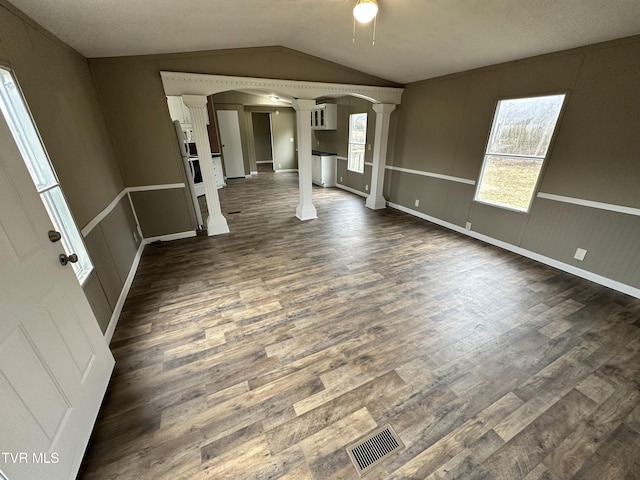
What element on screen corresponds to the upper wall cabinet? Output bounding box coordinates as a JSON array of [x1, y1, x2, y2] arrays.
[[311, 104, 337, 130], [167, 96, 192, 128]]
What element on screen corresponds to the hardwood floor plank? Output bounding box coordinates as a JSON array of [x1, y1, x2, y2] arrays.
[[570, 424, 640, 480], [387, 393, 523, 479], [483, 389, 598, 479], [78, 172, 640, 479], [542, 386, 640, 478]]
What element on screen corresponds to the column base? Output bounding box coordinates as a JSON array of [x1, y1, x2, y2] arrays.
[[206, 214, 230, 236], [365, 195, 387, 210], [296, 203, 318, 221]]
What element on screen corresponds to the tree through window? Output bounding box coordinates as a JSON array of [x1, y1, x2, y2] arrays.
[[475, 94, 565, 212], [348, 113, 367, 173]]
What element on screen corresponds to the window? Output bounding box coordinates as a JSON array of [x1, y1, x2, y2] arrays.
[[475, 94, 565, 212], [348, 113, 367, 173], [0, 68, 93, 284]]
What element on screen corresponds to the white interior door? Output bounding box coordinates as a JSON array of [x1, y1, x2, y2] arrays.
[[0, 108, 114, 479], [216, 109, 245, 178]]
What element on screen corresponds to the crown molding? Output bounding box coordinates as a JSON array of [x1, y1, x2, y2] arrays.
[[160, 71, 404, 105]]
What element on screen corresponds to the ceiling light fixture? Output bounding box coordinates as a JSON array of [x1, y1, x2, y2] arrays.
[[352, 0, 378, 46], [353, 0, 378, 24]]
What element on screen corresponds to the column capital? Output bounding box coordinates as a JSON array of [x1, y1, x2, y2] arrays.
[[373, 103, 397, 114], [292, 98, 316, 112], [181, 94, 208, 108]]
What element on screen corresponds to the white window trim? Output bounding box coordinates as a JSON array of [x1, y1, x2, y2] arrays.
[[347, 113, 367, 174], [474, 94, 566, 213]]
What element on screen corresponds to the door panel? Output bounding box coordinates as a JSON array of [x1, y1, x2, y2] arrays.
[[217, 109, 245, 178], [0, 101, 114, 480]]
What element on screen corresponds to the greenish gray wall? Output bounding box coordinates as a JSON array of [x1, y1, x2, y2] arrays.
[[0, 1, 140, 333], [84, 195, 141, 331], [387, 37, 640, 290], [0, 4, 124, 228], [89, 47, 395, 236], [243, 106, 297, 173], [252, 113, 273, 162], [266, 108, 297, 171]]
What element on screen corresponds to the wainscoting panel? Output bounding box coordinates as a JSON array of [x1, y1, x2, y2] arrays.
[[523, 198, 640, 289]]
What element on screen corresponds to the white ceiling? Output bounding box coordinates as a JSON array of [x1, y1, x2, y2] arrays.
[[9, 0, 640, 84]]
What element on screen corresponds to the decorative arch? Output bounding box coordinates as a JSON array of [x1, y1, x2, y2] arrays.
[[160, 72, 403, 104], [160, 72, 403, 235]]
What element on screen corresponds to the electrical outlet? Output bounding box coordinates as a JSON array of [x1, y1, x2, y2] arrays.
[[574, 248, 587, 261], [340, 176, 343, 182], [465, 222, 472, 230], [414, 199, 420, 207], [368, 144, 371, 151], [278, 163, 282, 168], [291, 137, 295, 143], [365, 184, 369, 191]]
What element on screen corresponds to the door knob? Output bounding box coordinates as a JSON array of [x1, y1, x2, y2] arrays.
[[48, 230, 62, 242], [59, 253, 78, 266]]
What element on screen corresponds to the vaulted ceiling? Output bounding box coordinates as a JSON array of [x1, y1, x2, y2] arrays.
[[8, 0, 640, 84]]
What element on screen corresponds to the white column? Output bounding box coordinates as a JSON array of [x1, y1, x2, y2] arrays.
[[292, 99, 318, 221], [182, 94, 229, 235], [366, 103, 397, 210]]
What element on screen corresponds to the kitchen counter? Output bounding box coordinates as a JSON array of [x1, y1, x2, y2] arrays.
[[312, 150, 337, 156]]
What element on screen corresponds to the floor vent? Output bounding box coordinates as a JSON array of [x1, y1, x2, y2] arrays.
[[346, 424, 404, 476]]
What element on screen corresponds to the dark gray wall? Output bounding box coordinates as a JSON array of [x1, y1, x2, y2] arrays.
[[387, 36, 640, 290]]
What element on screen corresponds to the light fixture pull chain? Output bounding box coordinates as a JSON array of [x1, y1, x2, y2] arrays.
[[372, 15, 376, 46], [353, 16, 356, 43]]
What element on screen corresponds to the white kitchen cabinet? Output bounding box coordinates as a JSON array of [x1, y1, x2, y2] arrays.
[[311, 104, 337, 130], [167, 96, 192, 128], [311, 154, 337, 187]]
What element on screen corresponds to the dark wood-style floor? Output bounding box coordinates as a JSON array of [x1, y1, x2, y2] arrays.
[[79, 171, 640, 479]]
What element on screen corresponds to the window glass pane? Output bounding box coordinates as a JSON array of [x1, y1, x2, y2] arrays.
[[0, 69, 57, 191], [476, 155, 544, 211], [487, 95, 565, 157], [42, 187, 93, 284], [348, 143, 365, 173], [475, 94, 565, 212], [349, 113, 367, 144]]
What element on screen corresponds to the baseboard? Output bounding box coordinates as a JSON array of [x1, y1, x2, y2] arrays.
[[276, 169, 298, 173], [104, 230, 198, 343], [104, 241, 145, 344], [143, 230, 197, 244], [336, 183, 368, 198], [387, 202, 640, 300]]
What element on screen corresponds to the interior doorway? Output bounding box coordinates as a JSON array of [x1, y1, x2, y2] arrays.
[[251, 112, 274, 172]]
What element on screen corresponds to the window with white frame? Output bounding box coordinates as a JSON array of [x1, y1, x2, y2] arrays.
[[475, 94, 565, 212], [0, 68, 93, 284], [347, 113, 367, 173]]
